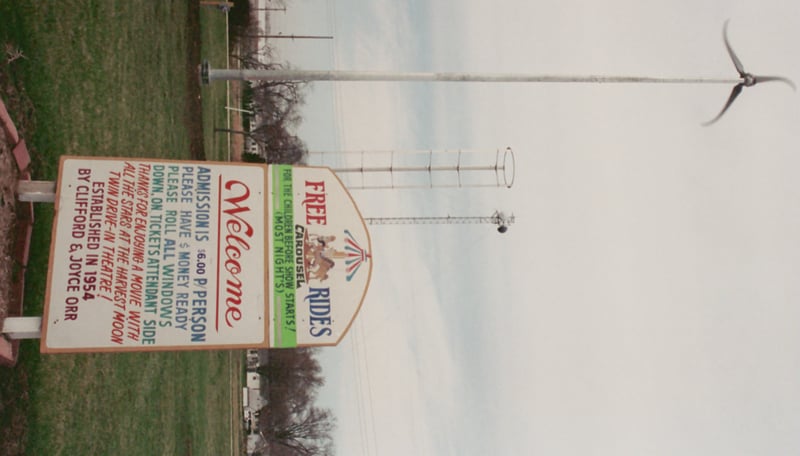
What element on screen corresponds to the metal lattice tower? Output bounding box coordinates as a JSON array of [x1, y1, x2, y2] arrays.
[[365, 211, 515, 233], [308, 147, 515, 190]]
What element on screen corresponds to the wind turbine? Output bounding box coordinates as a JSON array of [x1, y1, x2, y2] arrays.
[[703, 20, 796, 125], [202, 21, 794, 125]]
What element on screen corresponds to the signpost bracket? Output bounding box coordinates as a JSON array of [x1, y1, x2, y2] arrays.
[[17, 180, 56, 202], [2, 316, 42, 339]]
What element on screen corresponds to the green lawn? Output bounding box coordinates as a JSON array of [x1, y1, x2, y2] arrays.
[[0, 1, 243, 454]]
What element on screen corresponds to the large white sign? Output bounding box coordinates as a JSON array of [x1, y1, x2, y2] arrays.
[[42, 157, 268, 352]]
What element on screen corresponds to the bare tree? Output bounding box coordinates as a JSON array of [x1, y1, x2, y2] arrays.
[[262, 348, 323, 383], [262, 407, 336, 456], [215, 124, 306, 164], [229, 37, 280, 70], [256, 348, 335, 456], [226, 7, 310, 164], [225, 39, 309, 164], [259, 347, 324, 410]]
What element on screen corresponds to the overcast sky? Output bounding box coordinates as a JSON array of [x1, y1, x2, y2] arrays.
[[267, 1, 800, 454]]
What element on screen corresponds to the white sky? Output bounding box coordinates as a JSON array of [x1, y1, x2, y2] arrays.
[[267, 1, 800, 454]]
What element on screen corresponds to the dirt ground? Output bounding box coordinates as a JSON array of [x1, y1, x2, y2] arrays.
[[229, 79, 244, 162], [185, 1, 206, 161], [226, 42, 245, 163], [0, 128, 18, 325], [0, 63, 26, 339]]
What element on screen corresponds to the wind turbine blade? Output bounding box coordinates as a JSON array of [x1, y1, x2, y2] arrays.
[[755, 76, 797, 90], [703, 83, 744, 126], [722, 20, 746, 76]]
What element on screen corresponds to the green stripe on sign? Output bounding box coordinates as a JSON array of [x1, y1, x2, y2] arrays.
[[272, 165, 297, 347]]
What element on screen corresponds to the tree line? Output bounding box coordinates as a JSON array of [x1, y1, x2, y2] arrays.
[[226, 0, 309, 166], [228, 5, 334, 455]]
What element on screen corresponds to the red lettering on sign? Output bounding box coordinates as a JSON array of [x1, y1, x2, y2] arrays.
[[303, 180, 327, 225], [216, 177, 255, 330]]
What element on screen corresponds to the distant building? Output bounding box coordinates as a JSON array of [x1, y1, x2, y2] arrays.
[[243, 350, 270, 435], [244, 112, 263, 158], [246, 432, 266, 455], [246, 349, 259, 370]]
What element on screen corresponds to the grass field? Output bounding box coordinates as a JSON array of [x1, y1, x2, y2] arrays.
[[0, 1, 244, 454]]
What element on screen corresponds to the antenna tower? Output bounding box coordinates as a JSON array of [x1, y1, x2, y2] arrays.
[[365, 211, 515, 233]]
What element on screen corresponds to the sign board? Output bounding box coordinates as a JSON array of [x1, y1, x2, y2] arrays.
[[41, 157, 371, 352], [42, 157, 269, 352], [268, 165, 372, 347]]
